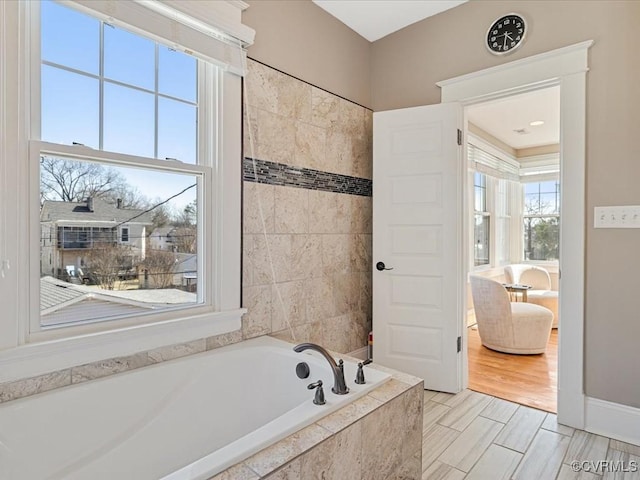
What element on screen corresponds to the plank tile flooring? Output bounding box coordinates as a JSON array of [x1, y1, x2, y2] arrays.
[[468, 326, 557, 413], [422, 389, 640, 480]]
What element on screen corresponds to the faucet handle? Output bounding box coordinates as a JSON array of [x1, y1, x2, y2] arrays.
[[355, 358, 372, 385], [307, 380, 326, 405]]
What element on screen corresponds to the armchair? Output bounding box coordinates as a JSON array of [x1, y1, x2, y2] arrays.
[[470, 275, 553, 354], [504, 264, 559, 328]]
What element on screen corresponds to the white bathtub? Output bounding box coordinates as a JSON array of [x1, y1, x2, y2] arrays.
[[0, 336, 390, 480]]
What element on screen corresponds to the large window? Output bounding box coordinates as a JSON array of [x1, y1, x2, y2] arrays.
[[523, 181, 560, 261], [36, 1, 211, 329]]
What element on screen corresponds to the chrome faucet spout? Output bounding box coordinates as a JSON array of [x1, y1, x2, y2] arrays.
[[293, 342, 349, 395]]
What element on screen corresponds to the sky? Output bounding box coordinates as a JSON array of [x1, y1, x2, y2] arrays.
[[40, 0, 199, 210]]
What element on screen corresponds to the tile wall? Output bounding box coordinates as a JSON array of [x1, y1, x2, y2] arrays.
[[243, 59, 373, 354]]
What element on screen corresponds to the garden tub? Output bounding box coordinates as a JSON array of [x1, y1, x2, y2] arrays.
[[0, 336, 390, 480]]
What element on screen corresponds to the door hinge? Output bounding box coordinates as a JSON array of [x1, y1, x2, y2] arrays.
[[457, 129, 462, 146], [457, 336, 462, 353]]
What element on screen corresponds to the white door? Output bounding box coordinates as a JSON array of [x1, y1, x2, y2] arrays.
[[373, 103, 465, 393]]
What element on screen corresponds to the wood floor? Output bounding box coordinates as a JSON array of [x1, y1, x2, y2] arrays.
[[467, 326, 558, 413]]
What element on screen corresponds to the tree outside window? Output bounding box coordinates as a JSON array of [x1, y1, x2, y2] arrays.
[[523, 180, 560, 261]]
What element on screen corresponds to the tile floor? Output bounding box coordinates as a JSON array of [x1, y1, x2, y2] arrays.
[[422, 389, 640, 480]]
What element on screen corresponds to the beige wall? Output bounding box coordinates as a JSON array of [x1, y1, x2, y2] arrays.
[[242, 0, 371, 108], [372, 0, 640, 408]]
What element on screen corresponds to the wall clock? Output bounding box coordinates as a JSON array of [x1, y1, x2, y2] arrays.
[[486, 14, 526, 55]]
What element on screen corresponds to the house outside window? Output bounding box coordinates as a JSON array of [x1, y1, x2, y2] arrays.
[[523, 180, 560, 261], [0, 0, 247, 383]]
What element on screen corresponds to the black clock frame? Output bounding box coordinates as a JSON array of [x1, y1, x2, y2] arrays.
[[486, 13, 527, 56]]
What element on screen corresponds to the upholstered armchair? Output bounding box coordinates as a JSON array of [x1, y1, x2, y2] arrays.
[[469, 275, 554, 354], [504, 264, 559, 328]]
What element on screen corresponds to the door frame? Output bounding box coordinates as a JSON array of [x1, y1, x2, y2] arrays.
[[437, 40, 593, 429]]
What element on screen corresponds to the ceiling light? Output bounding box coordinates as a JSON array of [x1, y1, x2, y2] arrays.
[[529, 120, 545, 126]]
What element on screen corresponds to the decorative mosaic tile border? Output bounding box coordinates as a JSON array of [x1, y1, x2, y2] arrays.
[[243, 157, 372, 197]]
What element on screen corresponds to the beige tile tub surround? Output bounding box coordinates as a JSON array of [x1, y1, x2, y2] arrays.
[[243, 58, 373, 355], [211, 367, 423, 480]]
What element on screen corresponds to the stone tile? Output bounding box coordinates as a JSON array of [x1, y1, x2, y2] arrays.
[[242, 235, 253, 287], [480, 396, 519, 423], [261, 460, 300, 480], [422, 461, 466, 480], [0, 369, 71, 403], [147, 339, 206, 363], [362, 394, 406, 480], [323, 314, 353, 353], [311, 86, 340, 129], [494, 405, 546, 453], [351, 195, 373, 234], [71, 352, 151, 383], [556, 464, 603, 480], [368, 378, 411, 403], [256, 109, 295, 165], [322, 234, 351, 275], [604, 449, 640, 479], [393, 449, 422, 480], [403, 384, 424, 462], [513, 429, 571, 480], [294, 121, 325, 171], [205, 329, 242, 350], [438, 416, 503, 472], [241, 285, 272, 339], [325, 128, 354, 176], [243, 106, 259, 158], [542, 413, 576, 436], [465, 444, 522, 480], [277, 75, 312, 122], [304, 276, 337, 323], [431, 391, 457, 404], [349, 233, 371, 272], [317, 394, 382, 433], [266, 234, 294, 282], [274, 185, 308, 234], [299, 422, 361, 480], [334, 192, 353, 234], [271, 280, 307, 333], [564, 430, 611, 467], [422, 424, 460, 468], [270, 323, 312, 346], [245, 234, 275, 285], [245, 59, 279, 113], [332, 272, 360, 316], [209, 462, 259, 480], [291, 234, 322, 280], [423, 400, 451, 432], [244, 424, 331, 476], [243, 181, 275, 234], [437, 390, 493, 431], [308, 190, 339, 234]]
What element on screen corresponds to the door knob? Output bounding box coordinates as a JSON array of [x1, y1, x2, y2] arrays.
[[376, 261, 393, 271]]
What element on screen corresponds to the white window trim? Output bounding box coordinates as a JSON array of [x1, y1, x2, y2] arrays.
[[0, 1, 245, 384]]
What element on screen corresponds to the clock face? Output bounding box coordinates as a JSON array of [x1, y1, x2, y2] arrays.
[[486, 14, 526, 55]]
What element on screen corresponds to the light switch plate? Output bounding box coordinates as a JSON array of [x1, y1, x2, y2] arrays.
[[594, 206, 640, 228]]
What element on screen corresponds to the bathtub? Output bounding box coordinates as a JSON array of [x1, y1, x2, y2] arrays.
[[0, 336, 390, 480]]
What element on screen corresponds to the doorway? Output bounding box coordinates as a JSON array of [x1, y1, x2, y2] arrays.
[[464, 87, 560, 412]]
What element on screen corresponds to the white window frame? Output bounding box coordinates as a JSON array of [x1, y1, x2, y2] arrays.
[[0, 0, 246, 383]]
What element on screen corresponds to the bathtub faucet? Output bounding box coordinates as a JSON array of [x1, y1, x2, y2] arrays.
[[293, 343, 349, 395]]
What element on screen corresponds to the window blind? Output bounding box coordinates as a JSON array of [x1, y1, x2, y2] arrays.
[[63, 0, 254, 76], [468, 144, 520, 182]]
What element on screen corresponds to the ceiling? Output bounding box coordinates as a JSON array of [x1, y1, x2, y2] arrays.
[[311, 0, 558, 150], [467, 87, 560, 150], [312, 0, 468, 42]]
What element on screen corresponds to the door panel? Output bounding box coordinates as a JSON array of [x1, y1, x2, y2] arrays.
[[373, 103, 464, 393]]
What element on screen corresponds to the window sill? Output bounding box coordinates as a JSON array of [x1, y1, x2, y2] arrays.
[[0, 308, 245, 383]]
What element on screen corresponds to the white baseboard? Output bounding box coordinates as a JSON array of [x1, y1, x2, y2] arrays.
[[348, 346, 368, 360], [585, 396, 640, 445]]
